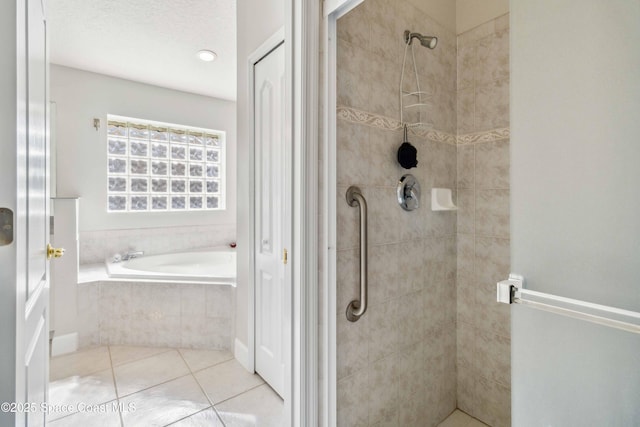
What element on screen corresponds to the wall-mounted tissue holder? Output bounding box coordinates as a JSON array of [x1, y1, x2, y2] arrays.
[[431, 188, 457, 211]]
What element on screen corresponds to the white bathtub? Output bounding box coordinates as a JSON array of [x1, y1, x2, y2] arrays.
[[105, 248, 236, 285]]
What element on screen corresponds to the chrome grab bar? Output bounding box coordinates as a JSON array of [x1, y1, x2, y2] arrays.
[[345, 186, 368, 322]]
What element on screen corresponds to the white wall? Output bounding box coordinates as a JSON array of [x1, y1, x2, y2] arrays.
[[51, 65, 237, 232], [235, 0, 284, 353], [511, 0, 640, 424]]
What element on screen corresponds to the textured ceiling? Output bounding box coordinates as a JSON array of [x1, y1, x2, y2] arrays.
[[48, 0, 237, 100]]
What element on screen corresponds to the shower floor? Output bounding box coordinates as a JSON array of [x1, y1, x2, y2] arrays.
[[48, 345, 283, 426], [438, 410, 489, 427]]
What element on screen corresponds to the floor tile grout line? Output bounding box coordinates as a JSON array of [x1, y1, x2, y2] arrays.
[[176, 349, 228, 426], [107, 345, 126, 427], [49, 346, 113, 381], [116, 371, 194, 400], [46, 398, 121, 424], [211, 381, 267, 407], [110, 346, 174, 368], [161, 405, 217, 427], [177, 348, 235, 375], [176, 349, 215, 407]]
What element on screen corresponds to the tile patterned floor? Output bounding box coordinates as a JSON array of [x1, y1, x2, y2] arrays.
[[437, 409, 489, 427], [49, 346, 284, 427]]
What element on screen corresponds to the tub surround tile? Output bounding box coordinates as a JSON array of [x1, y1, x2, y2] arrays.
[[205, 287, 234, 319], [180, 315, 232, 350], [81, 281, 233, 351], [79, 224, 236, 265], [180, 285, 207, 317], [131, 283, 181, 317]]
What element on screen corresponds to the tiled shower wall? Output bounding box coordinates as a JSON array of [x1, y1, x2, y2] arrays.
[[456, 15, 511, 427], [336, 1, 458, 425]]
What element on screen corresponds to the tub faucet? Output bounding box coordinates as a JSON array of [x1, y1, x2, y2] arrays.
[[122, 251, 144, 261]]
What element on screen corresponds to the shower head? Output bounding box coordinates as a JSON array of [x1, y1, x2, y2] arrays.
[[404, 30, 438, 49]]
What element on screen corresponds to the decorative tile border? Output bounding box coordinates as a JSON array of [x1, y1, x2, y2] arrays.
[[337, 106, 509, 145], [457, 127, 510, 145], [337, 106, 403, 131]]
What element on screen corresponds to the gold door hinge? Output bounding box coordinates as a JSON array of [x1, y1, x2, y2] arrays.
[[283, 248, 288, 265]]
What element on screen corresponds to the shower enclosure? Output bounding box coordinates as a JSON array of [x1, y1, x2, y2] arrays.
[[329, 0, 511, 425], [335, 1, 458, 425]]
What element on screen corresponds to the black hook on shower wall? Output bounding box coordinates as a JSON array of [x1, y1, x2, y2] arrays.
[[397, 125, 418, 169]]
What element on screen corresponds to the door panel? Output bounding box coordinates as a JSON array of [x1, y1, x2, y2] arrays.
[[0, 0, 49, 425], [27, 0, 48, 299], [511, 0, 640, 424], [254, 42, 286, 397]]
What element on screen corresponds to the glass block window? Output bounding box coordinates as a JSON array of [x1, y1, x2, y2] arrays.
[[107, 115, 225, 212]]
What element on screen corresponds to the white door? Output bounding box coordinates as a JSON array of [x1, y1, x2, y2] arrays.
[[0, 0, 50, 426], [254, 42, 287, 397]]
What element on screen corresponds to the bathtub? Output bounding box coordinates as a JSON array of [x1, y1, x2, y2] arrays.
[[105, 248, 236, 285]]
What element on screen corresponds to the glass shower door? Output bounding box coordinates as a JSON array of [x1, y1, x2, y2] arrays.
[[509, 0, 640, 425]]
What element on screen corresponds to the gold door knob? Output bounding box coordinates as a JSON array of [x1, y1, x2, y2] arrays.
[[47, 243, 65, 260]]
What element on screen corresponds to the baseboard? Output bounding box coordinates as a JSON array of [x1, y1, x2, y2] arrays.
[[51, 332, 78, 357], [234, 338, 252, 372]]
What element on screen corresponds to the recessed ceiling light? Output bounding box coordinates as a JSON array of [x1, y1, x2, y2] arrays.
[[197, 50, 217, 62]]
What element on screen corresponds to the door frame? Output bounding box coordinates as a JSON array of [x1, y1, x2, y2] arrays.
[[247, 8, 321, 423], [318, 1, 364, 426]]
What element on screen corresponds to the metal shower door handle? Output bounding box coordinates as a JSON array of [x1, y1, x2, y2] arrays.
[[345, 186, 368, 322]]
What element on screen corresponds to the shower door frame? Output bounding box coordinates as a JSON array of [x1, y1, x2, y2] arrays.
[[320, 1, 366, 426]]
